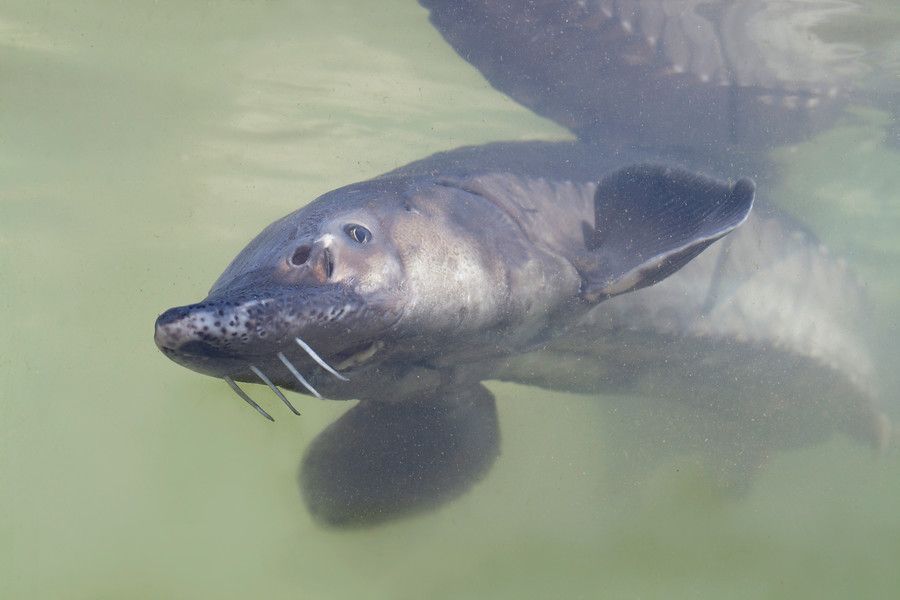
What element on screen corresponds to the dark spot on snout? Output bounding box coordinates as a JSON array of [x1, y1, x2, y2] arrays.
[[156, 306, 193, 328]]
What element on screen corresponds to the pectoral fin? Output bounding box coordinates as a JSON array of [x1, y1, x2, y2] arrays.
[[578, 164, 754, 303], [299, 383, 499, 527]]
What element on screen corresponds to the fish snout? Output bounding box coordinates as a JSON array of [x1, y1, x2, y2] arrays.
[[153, 300, 258, 355], [154, 305, 196, 351]]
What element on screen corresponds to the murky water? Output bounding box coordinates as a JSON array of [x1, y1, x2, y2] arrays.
[[2, 1, 899, 598]]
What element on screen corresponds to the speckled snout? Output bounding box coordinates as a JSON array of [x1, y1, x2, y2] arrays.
[[155, 297, 277, 357], [153, 279, 397, 382]]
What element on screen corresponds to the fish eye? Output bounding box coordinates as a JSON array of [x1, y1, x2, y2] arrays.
[[344, 224, 372, 244]]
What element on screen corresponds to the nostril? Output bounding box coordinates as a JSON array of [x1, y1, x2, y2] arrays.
[[291, 245, 312, 266], [324, 247, 334, 279]]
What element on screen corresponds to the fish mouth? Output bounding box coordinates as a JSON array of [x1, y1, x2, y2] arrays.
[[159, 336, 383, 370], [155, 281, 402, 420], [157, 322, 387, 421], [165, 340, 239, 360]]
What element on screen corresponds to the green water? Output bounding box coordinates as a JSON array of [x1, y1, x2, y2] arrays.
[[2, 2, 900, 598]]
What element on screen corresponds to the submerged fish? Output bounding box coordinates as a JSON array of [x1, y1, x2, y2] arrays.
[[155, 140, 887, 524], [155, 1, 892, 525]]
